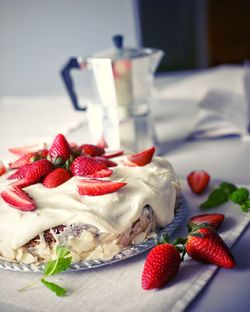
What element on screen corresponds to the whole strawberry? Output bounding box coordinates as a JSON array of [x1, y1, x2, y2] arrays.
[[43, 168, 71, 188], [49, 134, 71, 162], [141, 243, 181, 290], [19, 159, 54, 187], [185, 227, 235, 268]]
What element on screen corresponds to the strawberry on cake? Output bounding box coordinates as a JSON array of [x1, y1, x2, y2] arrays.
[[0, 134, 179, 265]]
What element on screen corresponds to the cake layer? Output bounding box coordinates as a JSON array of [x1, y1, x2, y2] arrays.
[[0, 157, 179, 259]]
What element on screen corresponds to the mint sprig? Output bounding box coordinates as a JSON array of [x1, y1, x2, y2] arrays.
[[41, 246, 72, 296], [18, 246, 72, 297], [200, 182, 250, 213], [41, 278, 67, 297]]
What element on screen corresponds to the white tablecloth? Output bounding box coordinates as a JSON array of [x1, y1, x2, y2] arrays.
[[1, 65, 250, 312]]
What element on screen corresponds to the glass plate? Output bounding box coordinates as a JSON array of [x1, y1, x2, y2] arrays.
[[0, 194, 187, 273]]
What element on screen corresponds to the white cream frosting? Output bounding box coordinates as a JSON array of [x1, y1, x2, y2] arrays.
[[0, 157, 179, 255]]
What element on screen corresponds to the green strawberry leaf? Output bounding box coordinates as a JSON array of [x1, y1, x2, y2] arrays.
[[41, 278, 67, 297], [230, 188, 249, 205], [200, 188, 228, 209]]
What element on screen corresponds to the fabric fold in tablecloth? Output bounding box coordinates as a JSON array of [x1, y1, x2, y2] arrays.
[[0, 182, 249, 312]]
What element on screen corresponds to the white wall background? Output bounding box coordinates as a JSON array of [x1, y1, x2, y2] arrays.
[[0, 0, 138, 96]]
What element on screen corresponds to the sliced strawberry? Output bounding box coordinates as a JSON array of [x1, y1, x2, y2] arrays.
[[102, 150, 124, 159], [187, 170, 210, 194], [9, 149, 48, 169], [9, 152, 37, 169], [8, 164, 32, 180], [86, 168, 113, 178], [49, 134, 71, 162], [20, 159, 54, 187], [0, 161, 7, 176], [8, 143, 46, 156], [93, 156, 117, 167], [70, 156, 107, 177], [80, 144, 105, 157], [1, 185, 36, 211], [188, 213, 225, 231], [43, 168, 71, 188], [124, 146, 156, 167], [76, 178, 126, 196]]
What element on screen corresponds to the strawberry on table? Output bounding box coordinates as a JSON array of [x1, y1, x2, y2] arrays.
[[43, 168, 71, 188], [70, 156, 107, 177], [76, 178, 126, 196], [188, 213, 225, 231], [187, 170, 210, 194], [185, 227, 235, 268], [1, 185, 36, 211], [141, 243, 181, 290], [49, 134, 71, 162], [125, 146, 155, 167]]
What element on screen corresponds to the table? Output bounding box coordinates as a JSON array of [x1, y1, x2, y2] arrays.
[[0, 65, 249, 312]]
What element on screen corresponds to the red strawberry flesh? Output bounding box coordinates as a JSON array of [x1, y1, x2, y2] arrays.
[[189, 213, 225, 231], [0, 161, 7, 176], [76, 178, 126, 196], [8, 143, 46, 156], [86, 168, 113, 178], [103, 150, 124, 159], [125, 146, 155, 167], [187, 170, 210, 194], [93, 156, 117, 167], [1, 185, 36, 211], [80, 144, 105, 156]]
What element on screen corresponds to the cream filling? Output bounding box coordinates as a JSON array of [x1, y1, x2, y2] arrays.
[[0, 157, 179, 256]]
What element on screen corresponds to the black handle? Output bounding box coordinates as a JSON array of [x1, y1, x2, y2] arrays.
[[61, 57, 86, 111]]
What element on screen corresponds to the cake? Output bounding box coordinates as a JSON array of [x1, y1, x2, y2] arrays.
[[0, 134, 179, 265]]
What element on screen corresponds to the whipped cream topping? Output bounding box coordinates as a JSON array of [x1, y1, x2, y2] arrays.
[[0, 157, 179, 254]]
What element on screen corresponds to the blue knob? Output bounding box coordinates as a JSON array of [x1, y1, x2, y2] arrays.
[[112, 34, 124, 49]]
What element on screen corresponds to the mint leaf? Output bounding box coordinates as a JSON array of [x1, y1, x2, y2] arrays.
[[230, 188, 249, 205], [41, 278, 67, 297], [219, 182, 237, 196], [44, 246, 72, 277], [200, 188, 228, 209], [240, 199, 250, 212]]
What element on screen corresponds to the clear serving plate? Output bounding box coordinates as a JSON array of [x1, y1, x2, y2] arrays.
[[0, 194, 187, 273]]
